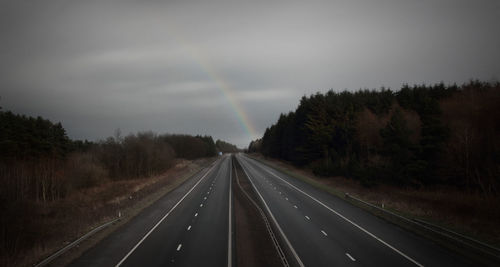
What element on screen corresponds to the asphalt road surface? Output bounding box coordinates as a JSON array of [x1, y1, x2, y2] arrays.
[[70, 153, 477, 267], [236, 154, 475, 267], [70, 155, 233, 267]]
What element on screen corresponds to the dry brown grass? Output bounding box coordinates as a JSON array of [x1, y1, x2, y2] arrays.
[[255, 154, 500, 248], [2, 158, 211, 267]]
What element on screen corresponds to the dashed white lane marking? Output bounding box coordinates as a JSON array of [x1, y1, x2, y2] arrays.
[[195, 213, 198, 217], [204, 197, 207, 200], [114, 159, 219, 267], [293, 205, 298, 209], [346, 253, 356, 261], [305, 216, 310, 220], [238, 157, 304, 267], [279, 192, 282, 194], [274, 187, 277, 190], [200, 204, 203, 207], [321, 230, 328, 236], [285, 197, 289, 201], [176, 244, 182, 251], [187, 225, 192, 231], [207, 191, 210, 194], [260, 164, 424, 267]]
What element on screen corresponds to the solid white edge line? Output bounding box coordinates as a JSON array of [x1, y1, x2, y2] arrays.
[[238, 156, 305, 267], [246, 155, 424, 267], [234, 157, 290, 267], [228, 157, 233, 267], [114, 159, 220, 267]]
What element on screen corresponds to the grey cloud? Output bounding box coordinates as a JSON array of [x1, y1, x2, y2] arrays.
[[1, 0, 499, 148]]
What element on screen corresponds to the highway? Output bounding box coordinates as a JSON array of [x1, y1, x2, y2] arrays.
[[70, 155, 233, 267], [69, 153, 477, 267], [236, 154, 475, 267]]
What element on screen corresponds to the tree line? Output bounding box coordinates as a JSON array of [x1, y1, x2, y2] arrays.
[[0, 109, 238, 203], [215, 139, 240, 153], [0, 107, 240, 263], [251, 81, 500, 195]]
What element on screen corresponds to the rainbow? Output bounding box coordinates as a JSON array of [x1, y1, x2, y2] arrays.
[[199, 62, 258, 140], [167, 26, 258, 141]]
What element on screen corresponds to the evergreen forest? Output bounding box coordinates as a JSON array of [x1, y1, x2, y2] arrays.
[[250, 81, 500, 195]]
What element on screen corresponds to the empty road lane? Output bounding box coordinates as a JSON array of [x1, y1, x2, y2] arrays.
[[236, 154, 475, 267], [70, 155, 233, 267]]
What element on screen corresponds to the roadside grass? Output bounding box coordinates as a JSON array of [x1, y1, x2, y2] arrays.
[[247, 154, 500, 249], [6, 158, 214, 267]]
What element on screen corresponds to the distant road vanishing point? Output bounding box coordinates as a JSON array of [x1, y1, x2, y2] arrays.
[[70, 154, 475, 267]]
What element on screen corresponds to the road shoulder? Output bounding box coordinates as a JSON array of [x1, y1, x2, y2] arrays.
[[45, 158, 216, 267]]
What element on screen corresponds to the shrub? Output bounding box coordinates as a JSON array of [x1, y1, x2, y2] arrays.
[[66, 152, 108, 190]]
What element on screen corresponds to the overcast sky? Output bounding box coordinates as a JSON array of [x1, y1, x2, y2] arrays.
[[1, 0, 499, 148]]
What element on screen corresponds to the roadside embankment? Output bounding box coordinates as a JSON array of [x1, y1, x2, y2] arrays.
[[21, 157, 215, 267], [247, 153, 500, 265]]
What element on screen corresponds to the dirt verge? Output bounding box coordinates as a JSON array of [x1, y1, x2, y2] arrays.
[[31, 157, 215, 267], [232, 156, 284, 267], [248, 153, 500, 265]]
